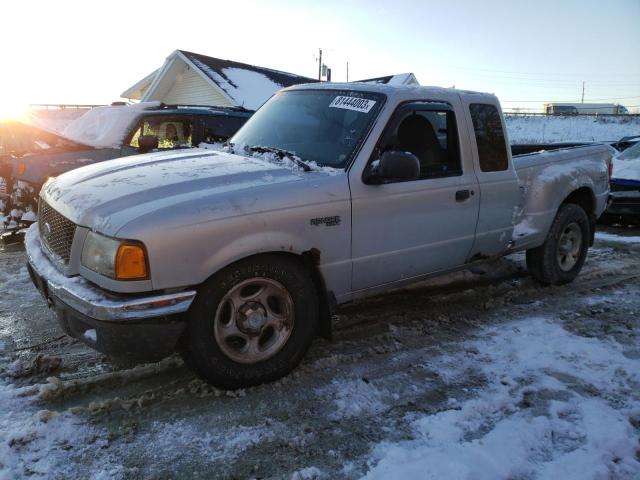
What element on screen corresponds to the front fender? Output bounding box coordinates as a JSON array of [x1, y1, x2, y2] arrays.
[[201, 230, 315, 280]]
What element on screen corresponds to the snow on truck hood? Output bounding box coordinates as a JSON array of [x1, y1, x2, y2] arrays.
[[612, 145, 640, 183], [41, 148, 317, 236]]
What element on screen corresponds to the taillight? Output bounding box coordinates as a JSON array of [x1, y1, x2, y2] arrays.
[[17, 162, 26, 176], [608, 160, 613, 180]]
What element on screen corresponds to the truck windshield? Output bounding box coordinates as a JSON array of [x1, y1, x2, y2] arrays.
[[230, 89, 384, 169], [618, 141, 640, 161]]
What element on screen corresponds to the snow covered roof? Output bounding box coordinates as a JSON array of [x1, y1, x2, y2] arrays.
[[356, 73, 419, 86], [180, 51, 316, 101], [62, 102, 161, 149], [24, 108, 90, 135], [126, 50, 317, 110], [120, 69, 159, 100]]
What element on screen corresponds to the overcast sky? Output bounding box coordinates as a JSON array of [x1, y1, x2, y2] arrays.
[[2, 0, 639, 112]]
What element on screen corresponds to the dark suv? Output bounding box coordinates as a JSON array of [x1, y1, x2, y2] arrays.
[[5, 103, 253, 218]]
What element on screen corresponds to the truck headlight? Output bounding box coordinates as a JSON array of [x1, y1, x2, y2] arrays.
[[81, 231, 148, 280]]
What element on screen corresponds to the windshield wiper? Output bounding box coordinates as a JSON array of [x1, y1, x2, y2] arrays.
[[245, 145, 312, 172]]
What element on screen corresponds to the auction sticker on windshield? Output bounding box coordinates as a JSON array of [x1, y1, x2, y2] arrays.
[[329, 96, 376, 113]]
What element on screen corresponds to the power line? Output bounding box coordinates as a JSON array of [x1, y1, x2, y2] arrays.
[[476, 83, 639, 92], [437, 63, 640, 81], [464, 76, 640, 88], [502, 95, 640, 103], [450, 72, 640, 86]]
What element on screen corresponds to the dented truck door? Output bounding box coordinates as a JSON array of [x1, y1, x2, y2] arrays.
[[460, 97, 522, 258]]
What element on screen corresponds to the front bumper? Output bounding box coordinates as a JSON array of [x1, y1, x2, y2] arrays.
[[26, 236, 197, 361]]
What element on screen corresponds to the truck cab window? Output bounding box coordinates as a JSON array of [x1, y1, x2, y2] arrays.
[[129, 117, 193, 149], [203, 116, 247, 144], [379, 108, 461, 180], [469, 104, 508, 172]]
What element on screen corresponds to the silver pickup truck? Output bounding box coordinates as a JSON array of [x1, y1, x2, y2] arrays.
[[25, 83, 613, 388]]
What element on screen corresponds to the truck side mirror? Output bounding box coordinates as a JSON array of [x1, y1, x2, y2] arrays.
[[138, 135, 159, 153], [368, 150, 420, 183]]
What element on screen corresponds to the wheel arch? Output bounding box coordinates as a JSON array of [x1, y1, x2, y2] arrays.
[[200, 249, 333, 341], [561, 186, 597, 245]]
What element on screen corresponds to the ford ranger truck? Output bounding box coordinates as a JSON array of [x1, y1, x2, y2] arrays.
[[25, 83, 614, 388]]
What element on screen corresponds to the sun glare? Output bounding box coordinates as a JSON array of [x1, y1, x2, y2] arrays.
[[0, 98, 29, 121]]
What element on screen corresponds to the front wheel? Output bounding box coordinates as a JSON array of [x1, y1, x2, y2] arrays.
[[526, 203, 590, 285], [179, 255, 319, 389]]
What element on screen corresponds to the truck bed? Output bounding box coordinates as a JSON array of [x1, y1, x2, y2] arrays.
[[511, 142, 592, 157], [509, 143, 614, 250]]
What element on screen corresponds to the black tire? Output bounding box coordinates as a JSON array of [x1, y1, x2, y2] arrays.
[[179, 254, 319, 389], [526, 203, 590, 285]]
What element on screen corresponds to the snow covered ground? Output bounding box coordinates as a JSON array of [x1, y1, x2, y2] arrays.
[[362, 317, 639, 479], [506, 114, 640, 144], [0, 227, 639, 479]]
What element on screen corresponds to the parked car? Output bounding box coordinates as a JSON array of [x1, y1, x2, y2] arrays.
[[612, 135, 640, 153], [600, 140, 640, 225], [1, 121, 62, 232], [25, 83, 613, 388], [9, 102, 253, 215]]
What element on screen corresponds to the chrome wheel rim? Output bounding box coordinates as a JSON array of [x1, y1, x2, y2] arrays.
[[214, 278, 294, 364], [556, 222, 582, 272]]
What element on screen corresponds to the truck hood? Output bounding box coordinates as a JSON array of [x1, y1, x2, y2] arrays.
[[42, 148, 324, 236]]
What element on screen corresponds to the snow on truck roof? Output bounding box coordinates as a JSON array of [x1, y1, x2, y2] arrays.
[[60, 102, 249, 149], [62, 102, 162, 149], [285, 82, 497, 101]]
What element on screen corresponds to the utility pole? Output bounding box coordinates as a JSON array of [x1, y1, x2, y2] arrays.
[[346, 61, 349, 82], [318, 48, 323, 81], [581, 81, 585, 103]]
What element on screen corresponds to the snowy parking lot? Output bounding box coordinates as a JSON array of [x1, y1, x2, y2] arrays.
[[1, 228, 639, 479]]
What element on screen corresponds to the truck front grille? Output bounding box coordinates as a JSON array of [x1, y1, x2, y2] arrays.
[[38, 200, 76, 264]]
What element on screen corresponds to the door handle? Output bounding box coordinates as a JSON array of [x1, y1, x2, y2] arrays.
[[455, 189, 471, 202]]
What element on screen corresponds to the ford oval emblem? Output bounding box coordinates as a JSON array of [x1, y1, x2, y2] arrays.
[[44, 222, 52, 236]]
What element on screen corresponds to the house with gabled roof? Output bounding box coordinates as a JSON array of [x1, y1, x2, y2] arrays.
[[121, 50, 317, 110]]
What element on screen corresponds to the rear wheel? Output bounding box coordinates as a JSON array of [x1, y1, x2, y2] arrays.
[[526, 203, 590, 285], [180, 255, 319, 389]]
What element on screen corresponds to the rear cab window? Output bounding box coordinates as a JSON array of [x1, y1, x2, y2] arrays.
[[129, 116, 193, 149], [202, 115, 248, 144], [469, 104, 509, 172]]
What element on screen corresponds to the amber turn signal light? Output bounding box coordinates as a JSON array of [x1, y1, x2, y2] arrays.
[[18, 162, 26, 176], [115, 244, 148, 280]]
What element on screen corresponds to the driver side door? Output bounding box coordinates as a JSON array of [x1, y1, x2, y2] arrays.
[[349, 101, 480, 292]]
